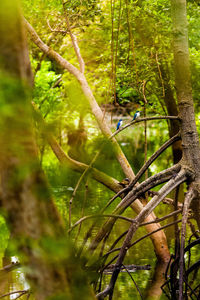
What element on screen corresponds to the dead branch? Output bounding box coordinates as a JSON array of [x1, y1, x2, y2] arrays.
[[46, 18, 68, 34], [121, 264, 144, 300], [114, 164, 181, 214], [140, 209, 182, 226]]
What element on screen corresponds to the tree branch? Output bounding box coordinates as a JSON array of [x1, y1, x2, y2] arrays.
[[68, 214, 134, 233], [25, 18, 135, 180], [97, 169, 187, 299], [179, 186, 194, 300], [102, 210, 182, 261], [24, 18, 81, 78], [105, 132, 181, 204], [62, 0, 85, 73], [112, 116, 181, 138], [88, 164, 181, 253]]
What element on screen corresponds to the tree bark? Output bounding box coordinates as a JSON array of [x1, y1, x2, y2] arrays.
[[171, 0, 200, 228], [0, 1, 95, 299]]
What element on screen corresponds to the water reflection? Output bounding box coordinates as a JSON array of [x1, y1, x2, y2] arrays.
[[0, 257, 31, 300]]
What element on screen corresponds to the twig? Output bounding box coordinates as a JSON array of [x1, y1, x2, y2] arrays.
[[104, 218, 182, 258], [0, 290, 29, 299], [111, 0, 115, 102], [156, 52, 165, 98], [122, 264, 143, 300], [125, 0, 139, 87], [140, 209, 182, 226], [75, 180, 89, 242], [113, 0, 122, 103], [62, 0, 85, 73], [46, 18, 68, 33], [111, 116, 181, 139], [68, 214, 134, 233]]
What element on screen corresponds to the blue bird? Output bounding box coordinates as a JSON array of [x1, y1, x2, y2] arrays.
[[133, 110, 140, 121], [116, 119, 123, 130]]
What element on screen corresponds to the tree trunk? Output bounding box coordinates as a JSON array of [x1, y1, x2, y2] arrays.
[[0, 1, 95, 299], [171, 0, 200, 227]]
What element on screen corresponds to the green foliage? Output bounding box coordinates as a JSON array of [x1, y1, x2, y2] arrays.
[[17, 0, 200, 298], [63, 0, 101, 24], [0, 215, 9, 261], [33, 61, 62, 120]]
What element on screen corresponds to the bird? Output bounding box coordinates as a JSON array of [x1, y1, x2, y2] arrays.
[[133, 110, 140, 121], [116, 119, 123, 130]]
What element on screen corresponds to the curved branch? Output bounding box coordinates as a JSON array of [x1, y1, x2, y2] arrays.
[[24, 19, 81, 78], [114, 164, 181, 214], [97, 169, 187, 299], [25, 18, 135, 180], [68, 214, 134, 233], [102, 219, 182, 260], [88, 164, 181, 253], [112, 116, 181, 139], [105, 133, 181, 204], [32, 104, 121, 193]]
